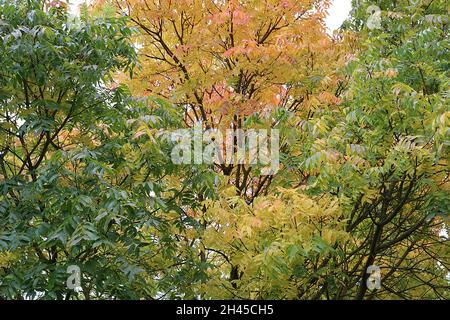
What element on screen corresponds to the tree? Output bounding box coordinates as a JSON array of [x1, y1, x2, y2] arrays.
[[1, 0, 448, 300], [99, 0, 360, 298], [0, 0, 208, 299], [102, 0, 351, 203], [192, 0, 449, 299], [325, 0, 449, 299]]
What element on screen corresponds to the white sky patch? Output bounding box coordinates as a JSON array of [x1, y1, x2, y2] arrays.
[[68, 0, 89, 16], [325, 0, 353, 31], [69, 0, 352, 31], [440, 227, 448, 239]]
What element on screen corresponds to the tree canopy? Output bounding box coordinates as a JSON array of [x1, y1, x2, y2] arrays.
[[0, 0, 448, 300]]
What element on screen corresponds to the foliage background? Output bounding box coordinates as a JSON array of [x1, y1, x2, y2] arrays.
[[0, 0, 448, 300]]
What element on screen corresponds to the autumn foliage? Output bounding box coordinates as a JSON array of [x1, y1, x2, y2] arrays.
[[0, 0, 448, 300]]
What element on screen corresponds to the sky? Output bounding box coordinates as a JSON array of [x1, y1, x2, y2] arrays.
[[325, 0, 353, 31], [68, 0, 353, 32]]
